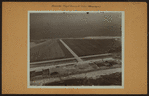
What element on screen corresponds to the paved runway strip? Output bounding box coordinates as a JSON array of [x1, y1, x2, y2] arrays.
[[60, 39, 83, 62]]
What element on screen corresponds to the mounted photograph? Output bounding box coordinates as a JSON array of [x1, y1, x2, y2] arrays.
[[28, 11, 124, 88]]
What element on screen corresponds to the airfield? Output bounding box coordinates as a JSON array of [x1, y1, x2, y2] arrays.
[[29, 37, 122, 86]]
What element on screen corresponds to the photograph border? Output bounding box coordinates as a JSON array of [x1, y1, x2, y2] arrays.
[[27, 11, 125, 89]]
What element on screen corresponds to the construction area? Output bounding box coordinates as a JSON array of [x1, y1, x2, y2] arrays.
[[30, 37, 122, 86]]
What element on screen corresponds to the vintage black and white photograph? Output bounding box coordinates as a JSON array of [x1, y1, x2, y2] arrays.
[[28, 11, 124, 88]]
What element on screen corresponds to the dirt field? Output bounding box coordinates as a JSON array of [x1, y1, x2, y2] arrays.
[[30, 39, 73, 62], [62, 39, 121, 56]]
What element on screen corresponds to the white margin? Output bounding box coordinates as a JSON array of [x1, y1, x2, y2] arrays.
[[27, 11, 125, 89], [27, 11, 30, 88], [122, 11, 125, 89]]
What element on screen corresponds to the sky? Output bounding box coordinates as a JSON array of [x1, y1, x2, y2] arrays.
[[30, 12, 122, 40]]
